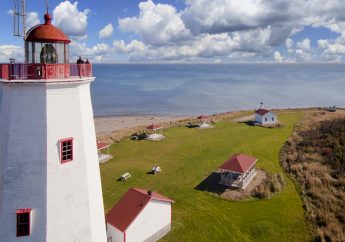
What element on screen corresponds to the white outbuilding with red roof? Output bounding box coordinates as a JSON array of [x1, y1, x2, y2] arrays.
[[97, 141, 113, 163], [106, 188, 174, 242], [146, 123, 165, 141], [219, 153, 258, 189], [255, 109, 277, 125], [196, 114, 213, 129]]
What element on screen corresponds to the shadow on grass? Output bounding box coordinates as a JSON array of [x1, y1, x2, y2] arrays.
[[131, 132, 148, 141], [194, 172, 228, 195], [186, 123, 199, 128], [239, 121, 256, 126]]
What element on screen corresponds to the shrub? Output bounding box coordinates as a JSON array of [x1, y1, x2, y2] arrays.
[[251, 173, 285, 199], [281, 115, 345, 241]]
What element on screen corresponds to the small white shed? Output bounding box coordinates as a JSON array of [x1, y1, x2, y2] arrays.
[[106, 188, 174, 242], [146, 123, 165, 141], [255, 109, 277, 125]]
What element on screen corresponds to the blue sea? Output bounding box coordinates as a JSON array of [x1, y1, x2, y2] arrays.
[[91, 64, 345, 117]]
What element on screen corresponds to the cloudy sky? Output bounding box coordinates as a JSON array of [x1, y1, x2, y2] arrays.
[[1, 0, 345, 63]]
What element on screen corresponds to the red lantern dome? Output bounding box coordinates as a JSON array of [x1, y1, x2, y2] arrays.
[[26, 14, 70, 43]]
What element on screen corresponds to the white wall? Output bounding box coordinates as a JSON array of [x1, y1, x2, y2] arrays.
[[107, 223, 124, 242], [255, 112, 277, 124], [0, 83, 48, 241], [126, 200, 171, 242], [78, 82, 107, 242], [0, 78, 107, 242]]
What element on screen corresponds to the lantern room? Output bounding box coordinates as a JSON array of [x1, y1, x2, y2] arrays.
[[25, 13, 70, 64], [0, 12, 92, 81]]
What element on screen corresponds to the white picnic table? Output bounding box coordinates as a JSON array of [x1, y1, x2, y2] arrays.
[[151, 166, 161, 174], [120, 172, 131, 181]]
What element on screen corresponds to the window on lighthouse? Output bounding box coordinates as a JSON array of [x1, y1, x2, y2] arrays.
[[16, 209, 31, 237], [60, 138, 73, 163]]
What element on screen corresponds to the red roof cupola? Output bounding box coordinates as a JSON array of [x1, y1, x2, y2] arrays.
[[26, 13, 70, 43], [219, 153, 257, 174]]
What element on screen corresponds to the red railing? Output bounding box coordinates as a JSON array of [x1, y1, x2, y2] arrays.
[[0, 63, 92, 81], [70, 64, 93, 78]]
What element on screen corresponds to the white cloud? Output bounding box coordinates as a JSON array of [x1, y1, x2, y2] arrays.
[[297, 38, 311, 51], [50, 0, 345, 62], [26, 12, 40, 28], [286, 38, 294, 49], [231, 27, 271, 53], [182, 0, 276, 34], [111, 31, 271, 62], [119, 0, 191, 45], [0, 45, 24, 62], [8, 9, 14, 16], [115, 0, 278, 62], [99, 23, 113, 39], [317, 39, 329, 49], [274, 51, 283, 63], [295, 49, 312, 62], [181, 0, 345, 36], [52, 1, 90, 39], [317, 33, 345, 61], [69, 42, 112, 63], [113, 40, 146, 53], [282, 38, 315, 62]]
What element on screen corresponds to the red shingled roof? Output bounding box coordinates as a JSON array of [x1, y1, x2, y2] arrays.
[[255, 109, 271, 116], [219, 153, 257, 174], [197, 114, 209, 120], [26, 14, 70, 43], [106, 188, 174, 232], [146, 123, 161, 130], [97, 141, 110, 150]]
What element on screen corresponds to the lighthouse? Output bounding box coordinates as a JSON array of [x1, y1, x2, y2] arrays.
[[0, 12, 107, 242]]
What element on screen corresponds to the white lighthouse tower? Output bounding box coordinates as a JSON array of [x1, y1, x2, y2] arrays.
[[0, 12, 107, 242]]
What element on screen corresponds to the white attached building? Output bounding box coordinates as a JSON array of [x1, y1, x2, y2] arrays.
[[255, 109, 277, 125], [106, 188, 174, 242]]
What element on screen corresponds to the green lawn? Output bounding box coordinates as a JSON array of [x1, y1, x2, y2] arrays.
[[100, 111, 310, 242]]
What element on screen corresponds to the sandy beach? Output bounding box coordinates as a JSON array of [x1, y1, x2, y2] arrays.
[[94, 115, 191, 142]]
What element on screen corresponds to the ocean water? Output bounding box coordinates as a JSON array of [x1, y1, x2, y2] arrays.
[[92, 64, 345, 117]]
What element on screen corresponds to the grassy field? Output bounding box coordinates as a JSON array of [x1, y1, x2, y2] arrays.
[[100, 111, 310, 242]]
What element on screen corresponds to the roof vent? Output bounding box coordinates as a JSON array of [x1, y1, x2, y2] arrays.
[[147, 190, 152, 196]]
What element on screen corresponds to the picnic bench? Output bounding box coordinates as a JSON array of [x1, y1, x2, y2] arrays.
[[151, 166, 161, 174], [120, 172, 131, 181]]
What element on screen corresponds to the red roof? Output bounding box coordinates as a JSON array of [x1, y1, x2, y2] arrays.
[[197, 114, 209, 120], [146, 123, 161, 130], [26, 14, 70, 43], [219, 153, 257, 174], [255, 109, 271, 116], [97, 141, 110, 150], [106, 188, 174, 232]]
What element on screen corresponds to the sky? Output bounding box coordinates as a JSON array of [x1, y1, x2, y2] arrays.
[[1, 0, 345, 63]]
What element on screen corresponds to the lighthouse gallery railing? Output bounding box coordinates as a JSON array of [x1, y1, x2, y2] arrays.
[[0, 63, 92, 80]]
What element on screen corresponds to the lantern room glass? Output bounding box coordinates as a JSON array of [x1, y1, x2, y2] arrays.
[[25, 41, 69, 64]]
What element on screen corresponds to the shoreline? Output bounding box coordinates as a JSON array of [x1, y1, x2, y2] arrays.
[[94, 107, 342, 142], [94, 115, 192, 142]]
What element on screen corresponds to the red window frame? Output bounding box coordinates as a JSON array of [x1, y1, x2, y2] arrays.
[[16, 208, 31, 237], [60, 138, 74, 164]]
